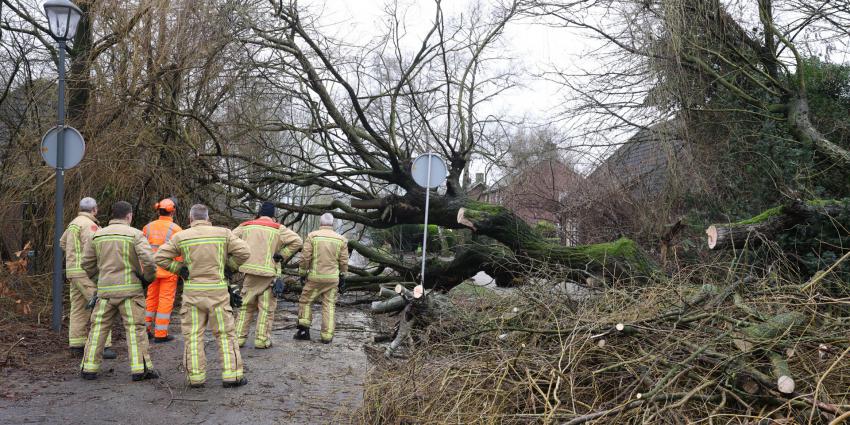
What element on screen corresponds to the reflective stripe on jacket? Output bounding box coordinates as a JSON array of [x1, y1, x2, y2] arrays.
[[143, 216, 183, 278], [154, 220, 250, 292], [233, 217, 303, 277], [60, 212, 99, 278], [81, 219, 157, 298], [299, 226, 349, 284]]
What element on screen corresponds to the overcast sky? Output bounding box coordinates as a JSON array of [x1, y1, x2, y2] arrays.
[[300, 0, 606, 175], [298, 0, 850, 174], [315, 0, 587, 115]]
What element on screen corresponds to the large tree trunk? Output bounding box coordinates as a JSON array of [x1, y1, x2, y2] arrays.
[[423, 241, 522, 288], [351, 197, 656, 290], [350, 239, 520, 289], [457, 201, 656, 278], [349, 193, 656, 289], [706, 199, 848, 250]]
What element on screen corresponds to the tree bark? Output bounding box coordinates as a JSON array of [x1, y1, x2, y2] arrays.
[[371, 296, 407, 314], [732, 312, 807, 353], [768, 352, 795, 394], [787, 97, 850, 168], [378, 287, 397, 298], [457, 203, 656, 278], [350, 196, 656, 289], [350, 238, 520, 289], [352, 193, 655, 276], [706, 199, 848, 250], [67, 0, 93, 126]]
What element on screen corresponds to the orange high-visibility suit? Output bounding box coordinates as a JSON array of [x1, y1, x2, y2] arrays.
[[143, 211, 182, 339]]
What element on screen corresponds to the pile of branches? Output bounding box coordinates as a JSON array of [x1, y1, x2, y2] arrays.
[[359, 256, 850, 424]]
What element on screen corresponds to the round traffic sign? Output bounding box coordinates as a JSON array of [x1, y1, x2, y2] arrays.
[[411, 153, 447, 189], [41, 126, 85, 169]]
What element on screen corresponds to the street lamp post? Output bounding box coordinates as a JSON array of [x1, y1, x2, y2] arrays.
[[43, 0, 83, 333]]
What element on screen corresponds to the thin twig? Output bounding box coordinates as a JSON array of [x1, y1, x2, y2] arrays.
[[1, 337, 25, 366], [157, 376, 175, 408]]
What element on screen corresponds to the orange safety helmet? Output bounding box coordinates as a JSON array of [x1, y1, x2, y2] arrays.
[[154, 197, 177, 213]]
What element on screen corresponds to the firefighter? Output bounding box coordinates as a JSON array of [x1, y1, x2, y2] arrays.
[[79, 201, 158, 381], [142, 197, 183, 342], [295, 213, 349, 344], [59, 197, 116, 360], [233, 201, 302, 349], [154, 204, 251, 388]]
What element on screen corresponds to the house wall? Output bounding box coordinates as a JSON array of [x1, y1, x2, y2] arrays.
[[480, 159, 581, 245]]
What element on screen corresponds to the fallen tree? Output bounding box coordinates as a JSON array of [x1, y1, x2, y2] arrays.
[[348, 224, 654, 290], [706, 199, 850, 250], [188, 2, 659, 291]]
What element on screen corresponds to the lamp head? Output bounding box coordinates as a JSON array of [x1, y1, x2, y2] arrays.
[[43, 0, 83, 41]]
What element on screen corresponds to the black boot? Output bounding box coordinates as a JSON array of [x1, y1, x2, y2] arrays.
[[80, 371, 97, 380], [103, 348, 118, 359], [320, 338, 332, 344], [293, 326, 310, 341], [153, 335, 174, 343], [131, 368, 159, 382], [222, 377, 248, 388]]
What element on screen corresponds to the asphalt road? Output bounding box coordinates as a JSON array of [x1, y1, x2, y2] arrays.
[[0, 301, 372, 424]]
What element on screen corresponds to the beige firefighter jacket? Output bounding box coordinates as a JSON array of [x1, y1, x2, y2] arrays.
[[60, 212, 100, 278], [299, 225, 349, 284], [154, 220, 251, 292], [81, 219, 157, 299], [232, 217, 303, 277]]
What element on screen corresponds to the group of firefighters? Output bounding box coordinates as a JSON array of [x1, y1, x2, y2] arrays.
[[59, 197, 349, 388]]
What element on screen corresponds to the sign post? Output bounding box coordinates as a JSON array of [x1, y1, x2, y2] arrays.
[[410, 153, 448, 293], [51, 41, 67, 333], [42, 51, 86, 332], [43, 0, 85, 333]]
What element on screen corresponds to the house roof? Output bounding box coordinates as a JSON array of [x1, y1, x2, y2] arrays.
[[483, 157, 579, 195], [588, 120, 686, 191]]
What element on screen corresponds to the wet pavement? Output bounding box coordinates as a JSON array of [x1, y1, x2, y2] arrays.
[[0, 301, 373, 424]]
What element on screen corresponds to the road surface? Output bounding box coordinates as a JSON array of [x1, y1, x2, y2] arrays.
[[0, 301, 372, 424]]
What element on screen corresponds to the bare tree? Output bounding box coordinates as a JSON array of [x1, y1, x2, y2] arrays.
[[0, 0, 651, 281], [0, 0, 252, 269], [532, 0, 850, 166], [194, 0, 653, 288]]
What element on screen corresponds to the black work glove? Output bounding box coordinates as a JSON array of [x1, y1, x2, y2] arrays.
[[178, 265, 189, 280], [272, 277, 286, 299], [273, 253, 284, 262], [224, 267, 234, 281], [338, 274, 347, 294], [135, 272, 152, 294], [85, 292, 98, 310], [228, 284, 243, 308], [299, 275, 306, 286]]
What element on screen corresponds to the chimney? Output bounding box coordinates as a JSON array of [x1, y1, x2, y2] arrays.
[[475, 173, 484, 184]]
